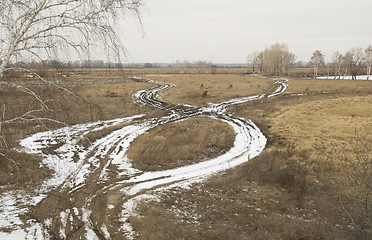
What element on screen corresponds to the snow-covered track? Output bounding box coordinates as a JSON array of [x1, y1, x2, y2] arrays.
[[0, 77, 288, 239]]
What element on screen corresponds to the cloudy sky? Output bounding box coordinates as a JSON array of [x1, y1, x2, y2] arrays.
[[120, 0, 372, 64]]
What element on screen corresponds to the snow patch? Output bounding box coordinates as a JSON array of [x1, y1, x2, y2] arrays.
[[317, 75, 372, 80]]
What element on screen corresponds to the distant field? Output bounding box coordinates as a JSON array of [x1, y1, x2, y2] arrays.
[[147, 74, 275, 106]]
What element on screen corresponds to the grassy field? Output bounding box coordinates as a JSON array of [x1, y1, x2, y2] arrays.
[[127, 72, 372, 239], [127, 116, 235, 171], [144, 74, 275, 106], [1, 68, 372, 239]]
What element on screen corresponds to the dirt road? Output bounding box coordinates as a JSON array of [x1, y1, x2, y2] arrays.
[[0, 77, 287, 239]]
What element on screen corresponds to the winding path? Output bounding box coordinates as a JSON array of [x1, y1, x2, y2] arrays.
[[0, 76, 288, 239]]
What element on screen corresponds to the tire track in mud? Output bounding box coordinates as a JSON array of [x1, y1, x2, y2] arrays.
[[0, 77, 288, 239]]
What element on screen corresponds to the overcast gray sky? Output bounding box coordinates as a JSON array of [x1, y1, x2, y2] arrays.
[[120, 0, 372, 63]]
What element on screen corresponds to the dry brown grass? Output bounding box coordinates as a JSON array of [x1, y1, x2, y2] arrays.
[[2, 68, 372, 238], [0, 79, 152, 148], [71, 81, 153, 119], [127, 116, 235, 171], [122, 67, 250, 75], [131, 147, 344, 239], [264, 95, 372, 166], [0, 74, 152, 186], [286, 78, 372, 94], [145, 74, 275, 106], [0, 151, 53, 186], [130, 77, 372, 239], [77, 122, 132, 148]]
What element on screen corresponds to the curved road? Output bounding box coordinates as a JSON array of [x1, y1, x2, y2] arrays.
[[0, 77, 288, 239]]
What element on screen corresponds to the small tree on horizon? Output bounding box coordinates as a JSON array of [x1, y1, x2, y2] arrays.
[[309, 50, 325, 79], [247, 51, 259, 73], [331, 51, 344, 79], [365, 46, 372, 80], [257, 43, 296, 76], [344, 48, 365, 80]]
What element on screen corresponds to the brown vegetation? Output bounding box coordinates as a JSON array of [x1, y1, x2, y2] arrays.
[[127, 117, 235, 171], [130, 74, 372, 239], [147, 74, 275, 106], [0, 71, 152, 187], [1, 68, 372, 239]]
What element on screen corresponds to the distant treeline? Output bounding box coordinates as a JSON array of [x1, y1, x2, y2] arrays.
[[6, 60, 127, 69], [5, 60, 218, 70], [247, 43, 372, 79], [4, 60, 225, 73]]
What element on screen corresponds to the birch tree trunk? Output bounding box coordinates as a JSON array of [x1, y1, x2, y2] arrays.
[[310, 50, 324, 79], [365, 46, 372, 80], [332, 51, 343, 80]]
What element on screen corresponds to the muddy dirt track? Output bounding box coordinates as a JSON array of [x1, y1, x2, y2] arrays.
[[0, 77, 287, 239]]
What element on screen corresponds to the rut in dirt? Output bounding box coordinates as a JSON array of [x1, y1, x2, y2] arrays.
[[0, 77, 288, 239]]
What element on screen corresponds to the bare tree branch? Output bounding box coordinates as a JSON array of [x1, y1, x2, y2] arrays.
[[0, 0, 144, 77], [0, 0, 143, 171]]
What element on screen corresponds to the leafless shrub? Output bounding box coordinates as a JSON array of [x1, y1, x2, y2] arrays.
[[1, 69, 23, 80]]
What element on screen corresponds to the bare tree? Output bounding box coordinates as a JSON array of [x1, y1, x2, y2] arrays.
[[258, 43, 296, 76], [309, 51, 324, 77], [365, 45, 372, 80], [344, 48, 364, 80], [194, 60, 212, 74], [0, 0, 143, 78], [0, 0, 143, 168], [309, 50, 325, 79], [256, 51, 264, 73], [331, 51, 343, 79], [284, 52, 296, 75], [247, 51, 259, 73]]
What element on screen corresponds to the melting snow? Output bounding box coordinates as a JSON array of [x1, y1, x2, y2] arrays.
[[0, 77, 288, 239], [317, 75, 372, 80]]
